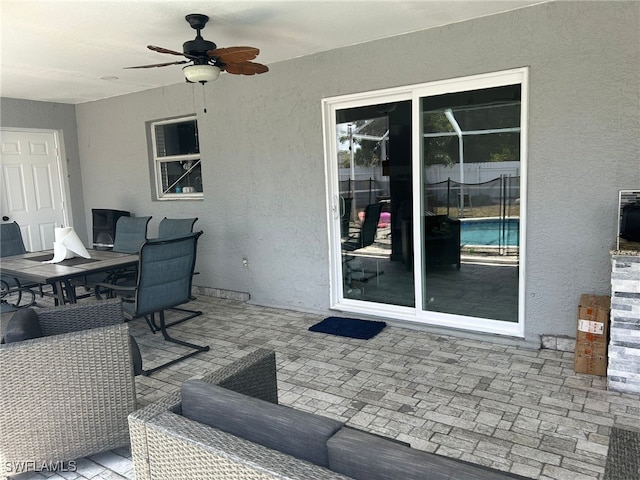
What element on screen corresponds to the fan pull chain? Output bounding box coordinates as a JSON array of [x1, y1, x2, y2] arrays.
[[201, 83, 207, 113]]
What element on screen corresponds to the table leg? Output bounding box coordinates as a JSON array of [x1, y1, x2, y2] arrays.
[[63, 280, 77, 303], [51, 281, 77, 305], [51, 282, 66, 305]]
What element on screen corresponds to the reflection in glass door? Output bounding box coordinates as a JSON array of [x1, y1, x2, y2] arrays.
[[420, 84, 521, 322], [337, 101, 415, 307]]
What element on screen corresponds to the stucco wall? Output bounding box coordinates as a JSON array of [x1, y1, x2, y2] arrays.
[[0, 98, 87, 242], [4, 1, 638, 343], [76, 1, 640, 342]]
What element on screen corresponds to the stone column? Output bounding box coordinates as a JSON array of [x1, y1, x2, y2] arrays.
[[608, 250, 640, 393]]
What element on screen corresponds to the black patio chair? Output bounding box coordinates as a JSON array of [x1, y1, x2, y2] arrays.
[[342, 203, 384, 285], [340, 197, 353, 239], [1, 222, 37, 308], [75, 216, 151, 297], [342, 202, 382, 252], [100, 215, 152, 282], [96, 231, 209, 375], [111, 215, 152, 253], [158, 217, 198, 238], [156, 217, 202, 326]]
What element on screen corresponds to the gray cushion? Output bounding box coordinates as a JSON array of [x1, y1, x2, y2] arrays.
[[181, 379, 343, 468], [327, 426, 526, 480], [3, 308, 43, 343]]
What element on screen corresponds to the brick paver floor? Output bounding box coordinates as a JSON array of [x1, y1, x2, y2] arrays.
[[6, 295, 639, 480]]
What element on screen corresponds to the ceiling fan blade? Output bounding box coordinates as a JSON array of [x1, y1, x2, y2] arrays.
[[147, 45, 198, 60], [223, 61, 269, 75], [124, 60, 190, 69], [208, 46, 259, 64]]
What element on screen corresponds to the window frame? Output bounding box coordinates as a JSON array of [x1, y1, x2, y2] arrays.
[[150, 116, 203, 201]]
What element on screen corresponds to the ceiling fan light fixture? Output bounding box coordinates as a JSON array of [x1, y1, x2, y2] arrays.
[[183, 64, 220, 84]]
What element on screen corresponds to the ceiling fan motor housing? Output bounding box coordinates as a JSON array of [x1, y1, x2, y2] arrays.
[[183, 14, 217, 61], [183, 38, 217, 59]]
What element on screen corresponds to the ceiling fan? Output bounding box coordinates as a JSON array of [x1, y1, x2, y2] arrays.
[[125, 14, 268, 83]]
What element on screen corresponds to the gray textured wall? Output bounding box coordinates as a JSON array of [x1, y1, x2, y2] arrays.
[[3, 2, 639, 342], [0, 98, 87, 242]]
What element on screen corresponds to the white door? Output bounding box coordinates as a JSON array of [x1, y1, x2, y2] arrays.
[[0, 129, 67, 251]]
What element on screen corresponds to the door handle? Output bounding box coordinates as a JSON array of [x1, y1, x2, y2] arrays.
[[2, 216, 9, 222]]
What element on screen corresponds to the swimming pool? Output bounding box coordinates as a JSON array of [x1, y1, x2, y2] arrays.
[[460, 217, 519, 246]]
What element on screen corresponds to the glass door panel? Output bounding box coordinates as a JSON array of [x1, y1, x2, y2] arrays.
[[420, 85, 521, 322], [337, 101, 415, 307]]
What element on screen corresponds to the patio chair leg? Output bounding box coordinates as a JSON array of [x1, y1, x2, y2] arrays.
[[163, 306, 203, 328], [143, 314, 159, 334], [141, 310, 210, 376], [1, 280, 36, 308]]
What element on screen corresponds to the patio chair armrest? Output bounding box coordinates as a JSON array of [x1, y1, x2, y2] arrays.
[[129, 348, 278, 480], [36, 298, 123, 337], [95, 282, 136, 300], [197, 348, 278, 403], [131, 349, 277, 424], [131, 411, 351, 480]]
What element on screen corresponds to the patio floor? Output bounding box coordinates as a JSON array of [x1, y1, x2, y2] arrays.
[[6, 294, 640, 480]]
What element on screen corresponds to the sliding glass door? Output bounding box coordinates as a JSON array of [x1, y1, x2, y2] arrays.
[[323, 68, 527, 337]]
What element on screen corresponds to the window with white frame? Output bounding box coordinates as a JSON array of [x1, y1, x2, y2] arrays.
[[151, 116, 203, 199]]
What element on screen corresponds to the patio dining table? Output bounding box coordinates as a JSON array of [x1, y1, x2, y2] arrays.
[[0, 249, 138, 305]]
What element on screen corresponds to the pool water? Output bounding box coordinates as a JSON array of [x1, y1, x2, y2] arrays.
[[460, 218, 519, 246]]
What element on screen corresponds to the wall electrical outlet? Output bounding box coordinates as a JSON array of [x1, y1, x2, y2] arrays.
[[242, 257, 249, 268]]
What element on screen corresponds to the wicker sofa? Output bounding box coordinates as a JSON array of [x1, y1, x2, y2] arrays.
[[0, 299, 137, 479], [129, 348, 526, 480]]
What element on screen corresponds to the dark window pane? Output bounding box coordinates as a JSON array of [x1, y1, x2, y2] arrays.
[[155, 120, 199, 157]]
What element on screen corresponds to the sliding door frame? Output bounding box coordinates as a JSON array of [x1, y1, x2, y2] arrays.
[[322, 67, 528, 337]]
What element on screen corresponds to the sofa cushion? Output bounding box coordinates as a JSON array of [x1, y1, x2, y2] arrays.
[[3, 308, 43, 343], [327, 426, 526, 480], [181, 379, 343, 468]]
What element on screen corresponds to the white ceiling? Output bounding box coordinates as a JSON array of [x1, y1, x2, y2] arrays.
[[1, 1, 545, 105]]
